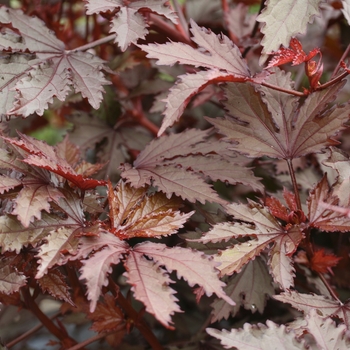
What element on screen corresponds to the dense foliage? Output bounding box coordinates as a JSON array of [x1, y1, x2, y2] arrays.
[[1, 0, 350, 349]]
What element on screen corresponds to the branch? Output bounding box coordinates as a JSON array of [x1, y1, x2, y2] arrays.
[[6, 312, 60, 348], [108, 277, 164, 350], [260, 81, 305, 97], [170, 0, 190, 42], [287, 159, 301, 210], [66, 34, 117, 53], [21, 287, 78, 348], [316, 70, 350, 91], [149, 13, 193, 46]]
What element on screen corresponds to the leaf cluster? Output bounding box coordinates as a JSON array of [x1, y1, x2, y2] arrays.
[[1, 1, 350, 349]]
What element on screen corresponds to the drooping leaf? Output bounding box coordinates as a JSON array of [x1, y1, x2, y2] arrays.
[[88, 294, 125, 334], [156, 70, 243, 136], [124, 249, 181, 329], [3, 133, 105, 190], [0, 258, 27, 294], [257, 0, 324, 65], [0, 7, 110, 117], [274, 291, 350, 328], [85, 0, 177, 51], [207, 320, 305, 349], [134, 241, 234, 306], [38, 269, 73, 304], [211, 258, 274, 322], [207, 73, 348, 159]]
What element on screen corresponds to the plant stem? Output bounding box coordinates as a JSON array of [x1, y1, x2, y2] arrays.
[[331, 43, 350, 78], [221, 0, 238, 44], [66, 34, 116, 53], [65, 333, 107, 350], [286, 159, 301, 210], [317, 272, 342, 304], [316, 70, 350, 90], [21, 287, 77, 347], [149, 13, 193, 46], [108, 277, 164, 350], [6, 312, 60, 348], [170, 0, 190, 42], [260, 81, 305, 97]]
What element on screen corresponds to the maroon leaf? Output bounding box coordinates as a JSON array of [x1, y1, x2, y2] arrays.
[[208, 72, 348, 159]]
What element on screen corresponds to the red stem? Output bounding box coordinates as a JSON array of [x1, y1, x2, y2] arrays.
[[221, 0, 239, 44], [149, 13, 193, 46], [21, 287, 77, 347], [108, 278, 164, 350], [260, 81, 305, 96], [286, 159, 301, 210], [65, 333, 108, 350], [6, 312, 60, 348], [170, 0, 190, 42], [316, 70, 350, 90], [331, 43, 350, 78]]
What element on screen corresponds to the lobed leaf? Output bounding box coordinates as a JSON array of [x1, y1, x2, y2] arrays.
[[305, 309, 350, 349], [139, 19, 252, 134], [208, 76, 348, 159], [88, 294, 125, 334], [0, 7, 110, 117], [85, 0, 177, 51]]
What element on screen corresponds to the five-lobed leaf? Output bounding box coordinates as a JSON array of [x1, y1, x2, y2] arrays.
[[207, 71, 349, 160], [0, 7, 110, 117], [85, 0, 177, 51], [204, 201, 303, 289]]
